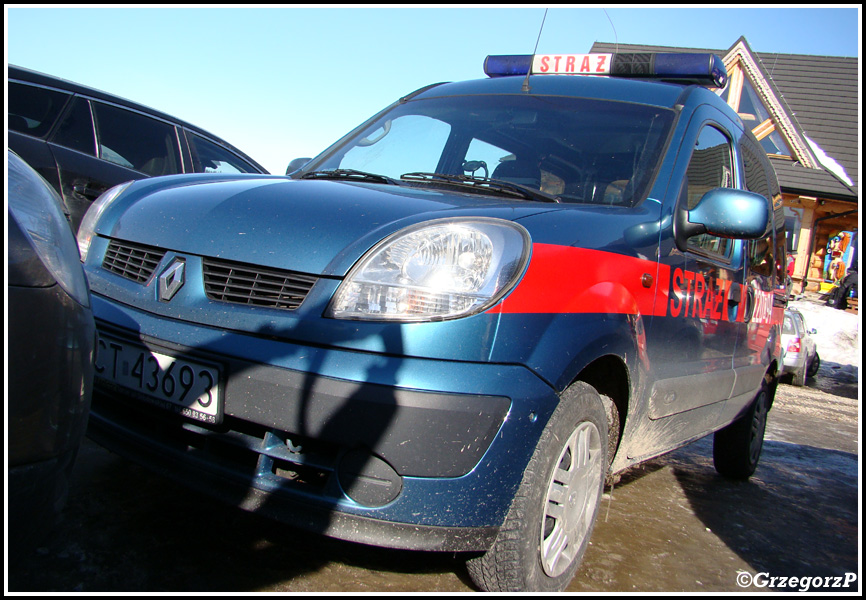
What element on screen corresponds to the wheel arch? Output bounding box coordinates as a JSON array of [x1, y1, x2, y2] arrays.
[[570, 354, 631, 468], [764, 361, 780, 410]]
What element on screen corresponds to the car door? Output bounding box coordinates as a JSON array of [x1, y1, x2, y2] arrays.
[[726, 135, 783, 419], [49, 97, 184, 232], [643, 111, 746, 450], [7, 80, 72, 206]]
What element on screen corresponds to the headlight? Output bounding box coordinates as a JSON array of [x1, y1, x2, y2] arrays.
[[8, 152, 91, 307], [77, 181, 133, 261], [328, 218, 530, 321]]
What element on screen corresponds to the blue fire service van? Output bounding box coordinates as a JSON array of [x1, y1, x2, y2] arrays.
[[80, 52, 786, 591]]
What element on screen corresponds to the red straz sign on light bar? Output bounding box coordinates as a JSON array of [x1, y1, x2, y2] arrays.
[[532, 54, 612, 75]]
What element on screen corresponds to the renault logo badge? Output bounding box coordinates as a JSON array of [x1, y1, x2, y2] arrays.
[[158, 258, 186, 302]]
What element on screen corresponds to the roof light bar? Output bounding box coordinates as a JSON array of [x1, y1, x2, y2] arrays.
[[484, 52, 727, 88]]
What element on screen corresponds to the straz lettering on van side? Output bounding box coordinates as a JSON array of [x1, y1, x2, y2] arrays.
[[489, 244, 781, 327], [668, 267, 778, 326], [669, 267, 733, 320]]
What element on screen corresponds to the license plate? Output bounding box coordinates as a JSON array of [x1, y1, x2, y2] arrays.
[[95, 333, 223, 424]]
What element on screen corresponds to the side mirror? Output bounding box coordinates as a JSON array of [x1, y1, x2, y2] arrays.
[[675, 188, 770, 251], [286, 157, 313, 176]]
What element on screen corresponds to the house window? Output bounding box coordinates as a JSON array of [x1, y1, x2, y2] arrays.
[[719, 62, 793, 158], [758, 130, 791, 157]]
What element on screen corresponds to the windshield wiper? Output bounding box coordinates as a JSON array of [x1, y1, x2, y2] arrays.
[[401, 172, 560, 203], [300, 169, 399, 185]]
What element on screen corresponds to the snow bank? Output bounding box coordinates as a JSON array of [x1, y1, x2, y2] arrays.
[[787, 299, 860, 368]]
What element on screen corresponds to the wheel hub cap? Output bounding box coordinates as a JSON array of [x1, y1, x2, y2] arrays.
[[540, 421, 603, 577]]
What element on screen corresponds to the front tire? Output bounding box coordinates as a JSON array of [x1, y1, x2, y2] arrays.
[[467, 382, 607, 592], [713, 380, 769, 479]]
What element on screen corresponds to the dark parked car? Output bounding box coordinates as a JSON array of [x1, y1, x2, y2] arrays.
[[8, 65, 268, 232], [80, 52, 785, 592], [7, 150, 96, 552]]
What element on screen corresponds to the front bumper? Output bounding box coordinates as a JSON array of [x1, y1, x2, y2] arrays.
[[88, 296, 558, 552]]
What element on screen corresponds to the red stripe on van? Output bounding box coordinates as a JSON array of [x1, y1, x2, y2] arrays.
[[489, 243, 669, 317]]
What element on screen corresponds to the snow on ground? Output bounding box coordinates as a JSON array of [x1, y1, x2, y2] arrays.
[[771, 297, 859, 447], [787, 297, 860, 368]]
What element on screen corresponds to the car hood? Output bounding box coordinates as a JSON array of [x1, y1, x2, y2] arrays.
[[102, 176, 555, 276]]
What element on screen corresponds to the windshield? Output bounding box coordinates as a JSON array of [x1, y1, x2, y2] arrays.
[[304, 94, 675, 206]]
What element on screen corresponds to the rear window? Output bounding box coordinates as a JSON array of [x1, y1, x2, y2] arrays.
[[8, 81, 70, 138]]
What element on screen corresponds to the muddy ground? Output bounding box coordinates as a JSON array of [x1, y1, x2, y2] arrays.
[[7, 338, 860, 593]]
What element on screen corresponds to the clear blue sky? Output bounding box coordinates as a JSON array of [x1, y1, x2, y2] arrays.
[[6, 6, 861, 175]]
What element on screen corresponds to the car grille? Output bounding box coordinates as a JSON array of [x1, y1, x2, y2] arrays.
[[102, 240, 166, 283], [202, 258, 318, 310]]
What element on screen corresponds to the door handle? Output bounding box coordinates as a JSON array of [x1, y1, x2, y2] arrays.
[[728, 282, 742, 305], [726, 282, 742, 322]]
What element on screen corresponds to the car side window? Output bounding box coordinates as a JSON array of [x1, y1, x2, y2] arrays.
[[52, 97, 97, 156], [188, 132, 259, 174], [749, 234, 773, 277], [685, 126, 734, 257], [91, 102, 181, 177], [741, 138, 771, 200], [8, 82, 70, 138], [742, 138, 780, 283], [782, 313, 795, 334], [773, 208, 787, 292], [794, 313, 806, 335]]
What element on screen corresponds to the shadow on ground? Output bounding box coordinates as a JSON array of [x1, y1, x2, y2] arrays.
[[7, 438, 472, 592], [669, 436, 858, 590]]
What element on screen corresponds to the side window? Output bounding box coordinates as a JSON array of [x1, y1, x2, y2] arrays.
[[741, 139, 770, 200], [52, 97, 96, 156], [188, 132, 260, 174], [773, 207, 787, 290], [91, 102, 181, 176], [749, 234, 774, 277], [742, 137, 779, 282], [685, 126, 734, 257], [8, 82, 70, 138], [782, 312, 795, 334]]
